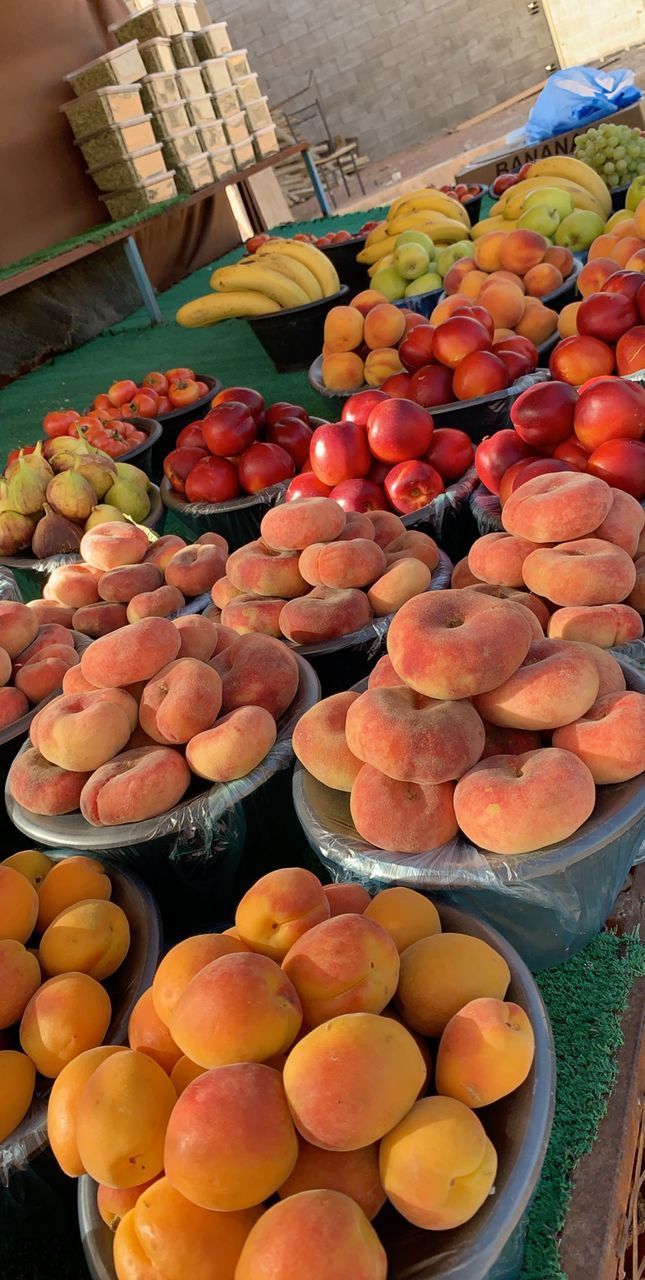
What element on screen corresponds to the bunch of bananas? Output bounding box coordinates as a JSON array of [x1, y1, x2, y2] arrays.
[[176, 239, 340, 327], [473, 156, 611, 238], [357, 189, 472, 275]]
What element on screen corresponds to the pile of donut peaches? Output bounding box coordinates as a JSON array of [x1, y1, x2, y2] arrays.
[[44, 866, 535, 1280], [295, 470, 645, 857], [0, 602, 86, 731]]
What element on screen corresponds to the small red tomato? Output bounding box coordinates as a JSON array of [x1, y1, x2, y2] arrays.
[[122, 390, 159, 418], [177, 423, 206, 450], [425, 428, 474, 483], [168, 379, 201, 408], [156, 396, 172, 416], [93, 394, 113, 412], [118, 422, 137, 439], [6, 445, 36, 467], [142, 371, 169, 395], [86, 426, 112, 450], [43, 409, 80, 438], [108, 379, 138, 407], [165, 367, 195, 382]]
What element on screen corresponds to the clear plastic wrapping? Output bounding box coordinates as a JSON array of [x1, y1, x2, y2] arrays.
[[469, 481, 503, 535], [0, 631, 92, 750], [0, 568, 23, 603]]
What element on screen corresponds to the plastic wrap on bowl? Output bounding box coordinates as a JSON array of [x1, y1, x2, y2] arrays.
[[0, 631, 92, 750], [469, 482, 504, 535], [0, 568, 23, 603], [161, 474, 291, 551]]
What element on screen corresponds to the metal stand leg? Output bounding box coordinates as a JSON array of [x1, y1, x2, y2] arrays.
[[303, 148, 332, 217], [124, 236, 162, 324]]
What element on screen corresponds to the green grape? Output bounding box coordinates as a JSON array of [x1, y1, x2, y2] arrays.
[[616, 158, 628, 174], [614, 146, 626, 159], [603, 161, 616, 174]]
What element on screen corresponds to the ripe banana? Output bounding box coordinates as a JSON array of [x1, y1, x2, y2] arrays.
[[250, 252, 322, 301], [176, 292, 280, 327], [365, 222, 389, 246], [210, 263, 309, 309], [528, 156, 612, 218], [357, 238, 398, 265], [255, 239, 340, 296], [387, 189, 471, 228], [471, 215, 517, 238], [387, 214, 471, 242], [368, 254, 394, 276], [498, 176, 606, 220]]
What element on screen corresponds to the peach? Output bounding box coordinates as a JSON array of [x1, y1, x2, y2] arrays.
[[14, 623, 74, 665], [262, 499, 345, 552], [0, 686, 28, 728], [459, 270, 488, 299], [363, 302, 406, 351], [452, 556, 481, 587], [221, 595, 285, 637], [323, 883, 371, 915], [385, 529, 442, 571], [364, 347, 405, 386], [61, 665, 96, 694], [80, 522, 149, 571], [547, 602, 643, 647], [0, 865, 38, 944], [139, 658, 222, 745], [293, 691, 362, 790], [127, 989, 183, 1074], [478, 279, 524, 328], [453, 747, 596, 853], [387, 589, 531, 699], [553, 690, 645, 783], [523, 539, 636, 606], [396, 931, 510, 1036], [36, 854, 111, 932], [187, 706, 277, 781], [594, 487, 645, 556], [165, 1062, 297, 1210], [283, 913, 399, 1027], [96, 1177, 159, 1229], [76, 1048, 177, 1187], [611, 236, 645, 266], [350, 765, 457, 853], [544, 245, 574, 276], [27, 599, 75, 629], [31, 688, 138, 771], [338, 511, 378, 542], [628, 554, 645, 612], [558, 301, 581, 337], [170, 952, 302, 1067], [502, 472, 612, 543], [0, 601, 38, 657], [364, 509, 405, 547], [322, 353, 365, 393], [2, 848, 54, 888], [170, 1055, 206, 1095], [196, 532, 229, 552], [324, 305, 364, 353], [278, 1142, 385, 1220], [39, 898, 130, 980], [236, 1189, 386, 1280], [467, 532, 539, 588], [367, 556, 430, 615], [380, 1095, 497, 1230], [81, 616, 181, 687], [20, 971, 111, 1077], [443, 259, 479, 293], [351, 288, 388, 315], [578, 257, 617, 297], [295, 542, 325, 587], [14, 649, 79, 703], [236, 867, 330, 960], [211, 632, 299, 718], [346, 684, 485, 784], [572, 642, 627, 698], [211, 575, 243, 608], [283, 1011, 426, 1149], [98, 562, 162, 603], [430, 293, 472, 324], [464, 583, 548, 633], [47, 1044, 127, 1175], [0, 1050, 36, 1144], [171, 614, 218, 661], [474, 636, 599, 730], [436, 996, 535, 1106], [500, 229, 547, 274], [144, 534, 187, 572], [514, 301, 557, 344], [127, 584, 186, 622], [227, 540, 308, 600], [364, 886, 440, 953], [480, 722, 541, 759], [367, 653, 405, 688], [315, 539, 386, 590], [280, 586, 372, 644], [165, 545, 227, 597], [152, 933, 249, 1026], [0, 939, 40, 1027], [120, 1176, 261, 1279], [473, 231, 507, 272], [0, 645, 11, 688], [72, 602, 128, 637], [80, 745, 191, 826], [44, 564, 101, 609], [8, 748, 90, 816]]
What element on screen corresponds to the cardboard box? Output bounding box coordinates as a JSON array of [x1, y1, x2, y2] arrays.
[[455, 100, 644, 184]]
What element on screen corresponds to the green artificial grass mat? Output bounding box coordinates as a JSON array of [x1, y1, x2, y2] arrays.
[[1, 930, 643, 1280]]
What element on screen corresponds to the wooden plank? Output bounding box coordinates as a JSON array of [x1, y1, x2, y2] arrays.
[[448, 81, 547, 133], [0, 144, 307, 300]]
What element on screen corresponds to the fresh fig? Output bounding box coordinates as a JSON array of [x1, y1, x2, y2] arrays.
[[73, 454, 116, 499], [114, 461, 149, 491], [7, 456, 49, 516], [0, 511, 36, 555], [45, 438, 92, 472], [46, 472, 96, 522], [5, 442, 53, 487], [84, 504, 127, 530], [31, 505, 83, 558], [104, 479, 151, 523]]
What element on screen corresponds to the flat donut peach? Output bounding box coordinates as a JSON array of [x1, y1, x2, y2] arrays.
[[261, 498, 346, 551], [81, 617, 181, 688], [227, 540, 308, 600], [553, 691, 645, 783], [350, 765, 458, 854], [210, 633, 299, 719], [316, 540, 386, 590], [467, 533, 539, 588], [80, 746, 191, 826], [502, 473, 612, 543], [387, 590, 532, 700], [547, 603, 643, 647], [522, 539, 636, 606], [345, 686, 485, 784], [453, 748, 596, 854], [473, 638, 599, 730], [462, 585, 544, 640], [280, 588, 372, 646], [594, 488, 644, 557]]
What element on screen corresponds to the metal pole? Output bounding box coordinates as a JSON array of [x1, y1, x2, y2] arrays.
[[123, 236, 163, 325]]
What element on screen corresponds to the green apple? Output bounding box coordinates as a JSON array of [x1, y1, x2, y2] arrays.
[[517, 204, 561, 237], [626, 175, 645, 212], [405, 272, 442, 296], [393, 242, 430, 280], [554, 210, 605, 251], [523, 186, 574, 220], [435, 240, 474, 277], [395, 229, 435, 258], [371, 266, 407, 301]]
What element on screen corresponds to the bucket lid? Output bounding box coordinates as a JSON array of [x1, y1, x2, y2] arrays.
[[163, 124, 202, 141], [60, 84, 144, 113], [138, 36, 173, 47], [194, 21, 230, 33], [88, 141, 165, 176], [74, 113, 153, 143], [97, 169, 175, 200], [109, 2, 178, 29], [63, 41, 140, 79], [141, 70, 177, 81], [254, 124, 277, 138]]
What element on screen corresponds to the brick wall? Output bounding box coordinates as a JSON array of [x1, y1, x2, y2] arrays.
[[206, 0, 557, 161]]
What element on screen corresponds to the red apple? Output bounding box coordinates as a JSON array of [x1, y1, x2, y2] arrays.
[[399, 310, 428, 334], [398, 325, 436, 372], [202, 403, 257, 457], [552, 437, 590, 470], [425, 428, 474, 483], [329, 478, 389, 512], [601, 270, 644, 300], [616, 325, 645, 375], [265, 417, 313, 468], [577, 292, 638, 343], [491, 173, 521, 195], [310, 421, 372, 486], [163, 447, 208, 494], [586, 438, 645, 498], [381, 373, 413, 396], [574, 377, 645, 452], [265, 402, 310, 429], [409, 364, 455, 408], [341, 389, 390, 429], [246, 234, 271, 254], [549, 334, 615, 385], [499, 457, 572, 505], [238, 442, 295, 494], [385, 460, 444, 514], [452, 351, 509, 400], [211, 386, 265, 426], [510, 381, 578, 448], [285, 473, 332, 501], [452, 304, 495, 339], [184, 456, 239, 503], [474, 429, 536, 494], [432, 317, 492, 369], [176, 423, 206, 450], [367, 398, 434, 463]]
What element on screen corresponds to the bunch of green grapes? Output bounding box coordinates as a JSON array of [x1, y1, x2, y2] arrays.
[[574, 122, 645, 188]]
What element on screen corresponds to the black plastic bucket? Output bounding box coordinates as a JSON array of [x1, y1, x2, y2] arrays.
[[247, 287, 349, 373]]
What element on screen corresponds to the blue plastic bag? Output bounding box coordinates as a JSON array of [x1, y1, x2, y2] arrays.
[[521, 66, 640, 144]]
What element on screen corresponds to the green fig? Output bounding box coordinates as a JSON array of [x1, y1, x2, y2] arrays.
[[46, 471, 96, 522], [32, 504, 83, 558], [114, 462, 149, 491], [5, 442, 53, 487], [104, 479, 151, 523], [84, 504, 128, 531], [0, 511, 36, 555], [72, 454, 117, 500], [7, 455, 49, 516]]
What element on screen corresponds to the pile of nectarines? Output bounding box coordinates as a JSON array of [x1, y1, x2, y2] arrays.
[[45, 866, 536, 1279], [0, 852, 132, 1146], [207, 497, 441, 646]]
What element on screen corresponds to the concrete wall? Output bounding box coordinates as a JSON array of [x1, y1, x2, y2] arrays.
[[207, 0, 557, 161]]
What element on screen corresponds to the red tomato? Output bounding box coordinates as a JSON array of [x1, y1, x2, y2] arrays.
[[165, 367, 195, 382], [128, 430, 147, 446], [6, 445, 36, 467], [43, 409, 80, 438], [195, 381, 209, 397], [425, 428, 474, 483], [85, 425, 112, 450], [93, 394, 113, 412], [142, 371, 169, 395], [121, 391, 159, 419], [246, 234, 271, 253], [108, 379, 138, 407], [552, 437, 589, 470], [168, 379, 200, 408], [238, 442, 295, 494], [586, 438, 645, 498], [474, 430, 535, 495], [156, 396, 172, 416], [177, 423, 206, 450]]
